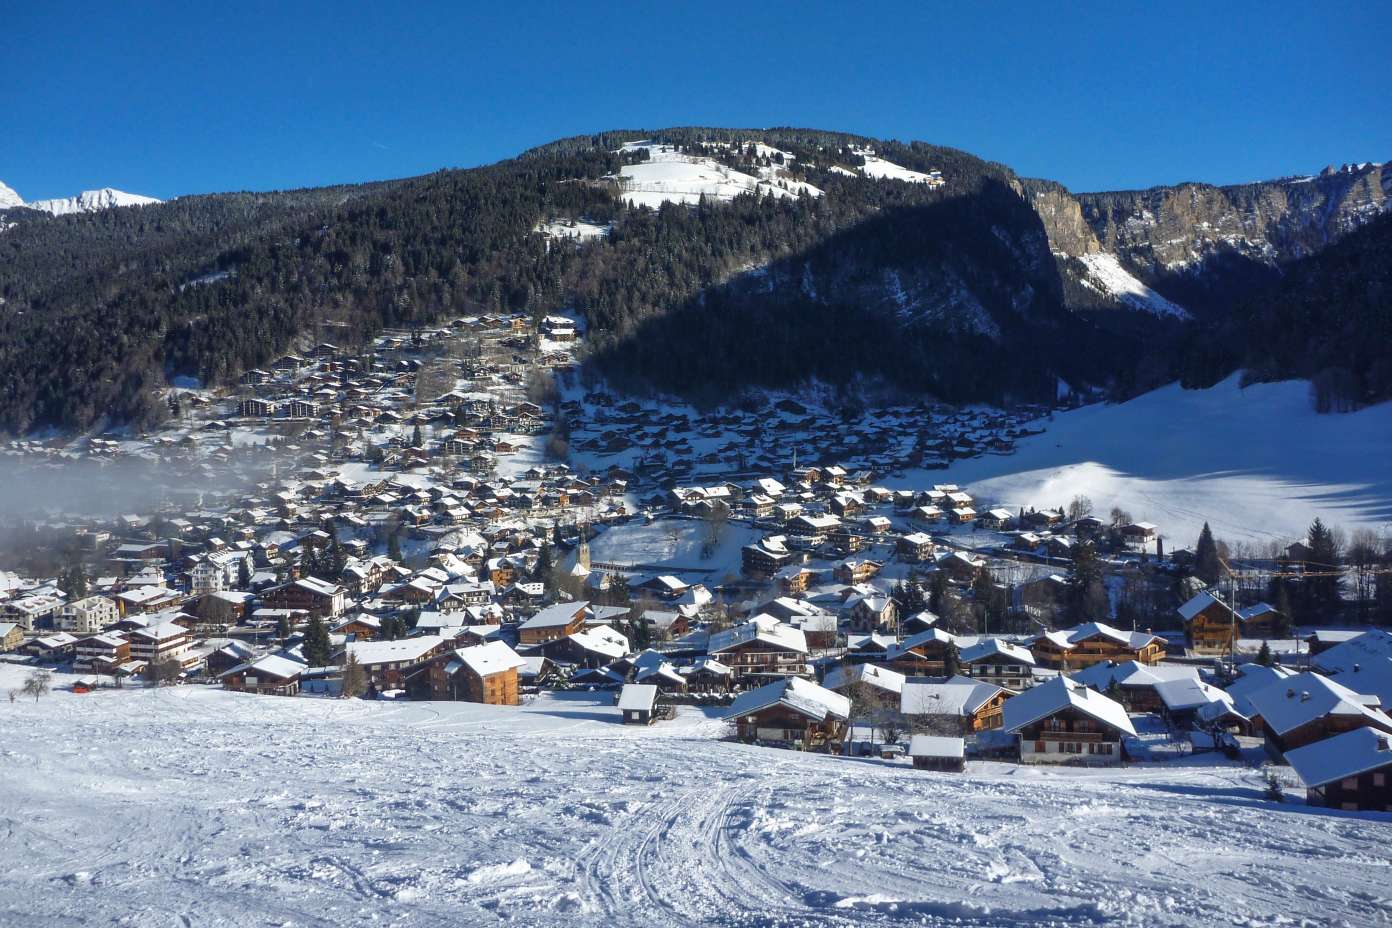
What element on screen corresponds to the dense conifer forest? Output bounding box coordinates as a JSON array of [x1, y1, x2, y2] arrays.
[[0, 126, 1386, 434]]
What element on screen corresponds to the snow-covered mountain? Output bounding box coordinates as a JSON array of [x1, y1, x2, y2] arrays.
[[0, 182, 161, 215], [0, 181, 24, 210]]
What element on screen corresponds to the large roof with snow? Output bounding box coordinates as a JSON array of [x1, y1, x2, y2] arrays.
[[1002, 677, 1136, 736]]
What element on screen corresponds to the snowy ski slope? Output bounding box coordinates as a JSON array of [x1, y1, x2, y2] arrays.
[[911, 374, 1392, 544], [1, 668, 1388, 927]]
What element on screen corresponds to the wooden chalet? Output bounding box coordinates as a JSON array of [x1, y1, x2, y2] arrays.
[[430, 641, 525, 705], [1245, 671, 1392, 754], [1002, 677, 1135, 765], [517, 601, 589, 645], [1030, 623, 1165, 671], [909, 735, 966, 772], [1286, 727, 1392, 812], [900, 675, 1008, 734], [706, 616, 809, 685], [724, 677, 850, 750], [1177, 590, 1238, 655]]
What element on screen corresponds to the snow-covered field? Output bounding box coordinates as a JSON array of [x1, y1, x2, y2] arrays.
[[3, 668, 1389, 927], [915, 375, 1392, 545], [612, 142, 821, 208]]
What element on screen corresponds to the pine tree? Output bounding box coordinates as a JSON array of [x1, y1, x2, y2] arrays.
[[1195, 523, 1222, 586], [1306, 517, 1343, 614], [411, 423, 424, 448], [237, 558, 252, 590], [387, 531, 403, 563], [303, 614, 333, 667], [341, 653, 366, 698], [942, 641, 961, 679], [1256, 640, 1273, 667], [275, 613, 291, 642]]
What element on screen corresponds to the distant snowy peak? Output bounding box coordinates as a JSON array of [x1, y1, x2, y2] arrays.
[[0, 181, 23, 210], [1075, 252, 1190, 320], [24, 187, 162, 216]]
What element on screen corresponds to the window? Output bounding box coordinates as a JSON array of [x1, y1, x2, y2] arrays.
[[1374, 773, 1386, 787], [1342, 777, 1360, 790]]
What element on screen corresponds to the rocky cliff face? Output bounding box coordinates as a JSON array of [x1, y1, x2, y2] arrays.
[[1028, 162, 1390, 287]]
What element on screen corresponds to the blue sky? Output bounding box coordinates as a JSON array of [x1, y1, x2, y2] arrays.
[[6, 1, 1388, 200]]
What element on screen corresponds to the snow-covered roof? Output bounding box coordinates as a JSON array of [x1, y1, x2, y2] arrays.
[[1246, 672, 1392, 737], [1285, 726, 1392, 788], [347, 635, 444, 666], [724, 677, 850, 723], [960, 638, 1036, 667], [1070, 660, 1197, 690], [1002, 677, 1136, 736], [908, 735, 965, 759], [519, 601, 589, 630], [221, 654, 305, 681], [1178, 590, 1233, 622], [1313, 630, 1392, 674], [707, 616, 807, 655], [900, 675, 1002, 717], [1152, 677, 1231, 714], [454, 641, 526, 677], [822, 662, 905, 694], [617, 683, 658, 712]]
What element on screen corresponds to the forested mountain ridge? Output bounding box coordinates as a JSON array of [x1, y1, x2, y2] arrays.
[[0, 129, 1387, 435]]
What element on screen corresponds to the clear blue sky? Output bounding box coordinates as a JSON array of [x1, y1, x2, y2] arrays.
[[6, 1, 1388, 201]]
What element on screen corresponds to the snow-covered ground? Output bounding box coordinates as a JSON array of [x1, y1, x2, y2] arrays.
[[913, 375, 1392, 545], [2, 667, 1388, 927], [612, 142, 821, 208], [535, 218, 611, 241], [1075, 253, 1190, 319]]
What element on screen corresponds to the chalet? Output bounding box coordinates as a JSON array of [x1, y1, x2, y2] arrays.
[[1002, 677, 1135, 765], [959, 638, 1037, 691], [239, 397, 276, 418], [1177, 590, 1238, 655], [1071, 661, 1200, 713], [938, 551, 984, 581], [57, 595, 120, 635], [220, 654, 305, 696], [1286, 727, 1392, 812], [682, 657, 734, 693], [909, 735, 966, 772], [787, 513, 841, 542], [346, 636, 450, 693], [261, 577, 346, 618], [1246, 671, 1392, 755], [886, 628, 961, 676], [1030, 623, 1165, 670], [618, 683, 660, 725], [542, 626, 630, 669], [115, 586, 183, 616], [896, 533, 935, 563], [1238, 602, 1287, 639], [979, 508, 1015, 530], [431, 641, 526, 705], [900, 675, 1008, 734], [1120, 522, 1158, 546], [0, 622, 22, 652], [742, 536, 797, 577], [833, 559, 882, 585], [845, 593, 897, 634], [821, 662, 905, 708], [22, 632, 77, 662], [333, 613, 382, 640], [725, 677, 850, 750], [73, 633, 132, 673], [518, 601, 589, 645], [775, 566, 816, 595], [707, 616, 809, 684], [128, 622, 196, 671]]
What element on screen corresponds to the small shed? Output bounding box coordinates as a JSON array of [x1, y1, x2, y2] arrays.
[[909, 735, 966, 772], [618, 683, 659, 725]]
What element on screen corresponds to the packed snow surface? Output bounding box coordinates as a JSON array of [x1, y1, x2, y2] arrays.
[[2, 667, 1389, 927], [612, 142, 821, 208], [923, 374, 1392, 544], [1076, 253, 1190, 319]]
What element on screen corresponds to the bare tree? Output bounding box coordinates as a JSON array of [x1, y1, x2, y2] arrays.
[[1067, 495, 1093, 522], [21, 670, 51, 703], [146, 659, 184, 686]]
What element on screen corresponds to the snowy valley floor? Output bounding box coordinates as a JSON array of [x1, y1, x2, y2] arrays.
[[2, 673, 1389, 927]]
